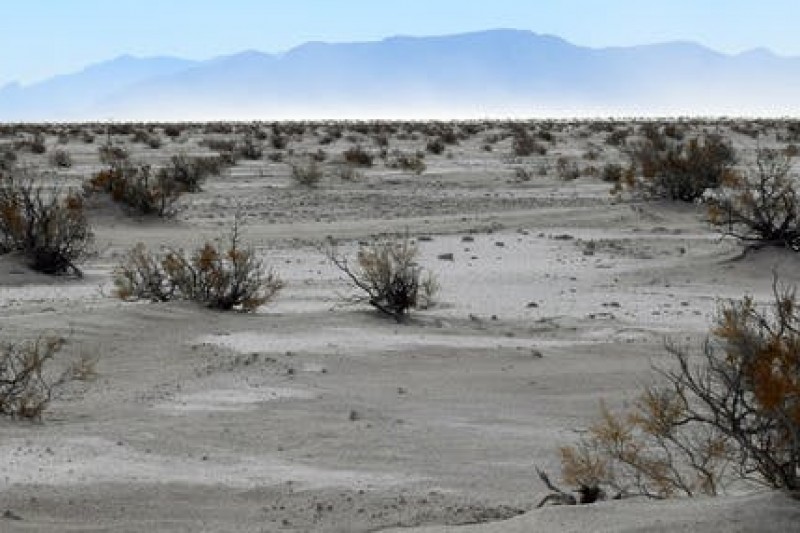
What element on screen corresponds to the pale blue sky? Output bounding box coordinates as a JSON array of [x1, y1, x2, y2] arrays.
[[5, 0, 800, 86]]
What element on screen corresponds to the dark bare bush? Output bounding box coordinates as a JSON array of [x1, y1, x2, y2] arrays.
[[552, 282, 800, 501], [0, 335, 67, 419], [426, 137, 446, 155], [114, 218, 283, 311], [513, 129, 547, 157], [600, 163, 625, 183], [271, 134, 288, 150], [343, 145, 374, 167], [0, 173, 92, 276], [48, 148, 73, 168], [325, 235, 438, 321], [163, 124, 182, 138], [628, 134, 736, 201], [709, 149, 800, 250]]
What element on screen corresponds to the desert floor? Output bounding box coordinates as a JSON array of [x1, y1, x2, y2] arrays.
[[1, 121, 799, 532]]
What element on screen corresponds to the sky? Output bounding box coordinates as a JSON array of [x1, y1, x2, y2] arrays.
[[4, 0, 800, 86]]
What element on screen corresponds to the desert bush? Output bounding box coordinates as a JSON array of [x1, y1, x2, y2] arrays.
[[606, 129, 630, 147], [386, 151, 426, 175], [708, 149, 800, 250], [163, 124, 182, 138], [14, 133, 46, 154], [513, 128, 547, 157], [512, 167, 533, 183], [334, 164, 363, 182], [49, 148, 73, 168], [600, 163, 625, 183], [159, 154, 225, 193], [0, 173, 92, 276], [325, 235, 438, 321], [291, 160, 323, 188], [86, 162, 182, 217], [0, 335, 67, 419], [114, 218, 283, 312], [98, 143, 129, 166], [0, 146, 17, 171], [236, 135, 263, 160], [271, 134, 288, 150], [628, 134, 736, 201], [132, 129, 162, 149], [556, 157, 581, 180], [554, 282, 800, 499], [203, 138, 237, 153], [426, 137, 446, 155], [343, 145, 374, 167]]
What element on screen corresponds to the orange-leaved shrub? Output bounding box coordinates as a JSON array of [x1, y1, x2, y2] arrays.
[[114, 218, 283, 312], [555, 281, 800, 500]]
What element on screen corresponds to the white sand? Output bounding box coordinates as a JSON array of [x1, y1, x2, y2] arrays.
[[0, 121, 797, 532]]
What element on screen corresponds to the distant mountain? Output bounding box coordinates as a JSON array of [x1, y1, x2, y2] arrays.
[[2, 29, 799, 120]]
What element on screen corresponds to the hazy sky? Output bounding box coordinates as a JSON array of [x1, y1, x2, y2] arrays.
[[5, 0, 800, 85]]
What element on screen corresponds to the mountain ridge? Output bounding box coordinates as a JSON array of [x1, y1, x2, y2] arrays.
[[2, 29, 798, 120]]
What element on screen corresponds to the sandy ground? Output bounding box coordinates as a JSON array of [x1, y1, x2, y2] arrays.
[[1, 122, 799, 532]]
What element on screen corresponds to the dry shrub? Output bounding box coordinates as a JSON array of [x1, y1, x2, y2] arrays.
[[160, 154, 225, 193], [0, 336, 66, 420], [628, 134, 736, 201], [291, 160, 324, 188], [556, 157, 581, 181], [386, 151, 426, 175], [86, 162, 182, 217], [48, 148, 73, 168], [98, 143, 129, 166], [114, 218, 283, 312], [15, 133, 46, 154], [0, 173, 92, 276], [512, 128, 547, 157], [556, 282, 800, 499], [708, 148, 800, 250], [426, 137, 446, 155], [236, 135, 263, 160], [343, 145, 374, 167], [325, 235, 438, 321], [0, 146, 17, 171]]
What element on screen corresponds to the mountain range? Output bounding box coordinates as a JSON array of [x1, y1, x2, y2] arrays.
[[2, 29, 799, 121]]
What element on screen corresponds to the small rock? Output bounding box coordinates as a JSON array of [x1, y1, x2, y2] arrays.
[[437, 252, 455, 261], [3, 510, 23, 521]]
